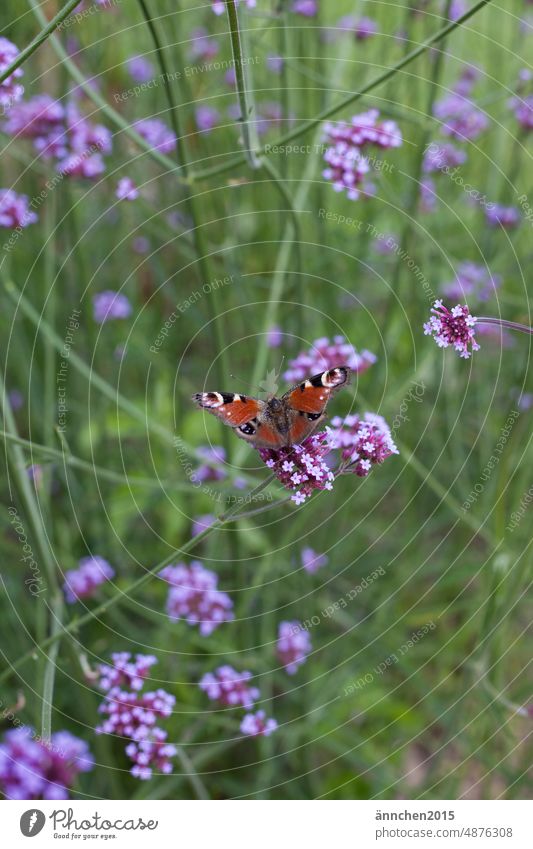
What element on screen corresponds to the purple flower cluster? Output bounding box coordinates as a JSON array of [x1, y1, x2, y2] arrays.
[[322, 110, 402, 199], [240, 711, 278, 737], [93, 290, 132, 323], [354, 17, 378, 40], [195, 105, 220, 133], [189, 28, 219, 62], [277, 621, 312, 674], [199, 665, 277, 738], [0, 189, 38, 229], [301, 547, 328, 574], [63, 555, 115, 604], [0, 37, 24, 109], [433, 93, 488, 141], [327, 413, 399, 477], [95, 653, 176, 780], [259, 433, 335, 505], [127, 54, 154, 83], [160, 561, 234, 635], [4, 96, 112, 178], [485, 204, 521, 229], [200, 666, 260, 709], [442, 262, 501, 303], [423, 300, 479, 358], [0, 727, 93, 800], [193, 445, 227, 482], [292, 0, 317, 15], [512, 94, 533, 130], [133, 118, 176, 154], [115, 177, 138, 201], [284, 336, 376, 383], [423, 141, 467, 173]]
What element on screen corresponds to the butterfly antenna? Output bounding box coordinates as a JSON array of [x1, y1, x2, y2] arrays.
[[229, 373, 260, 393]]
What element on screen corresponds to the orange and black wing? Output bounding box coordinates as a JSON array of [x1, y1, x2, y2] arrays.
[[283, 366, 350, 444], [192, 392, 265, 443]]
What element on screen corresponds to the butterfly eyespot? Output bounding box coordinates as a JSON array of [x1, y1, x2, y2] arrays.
[[238, 423, 256, 435], [306, 412, 322, 421]]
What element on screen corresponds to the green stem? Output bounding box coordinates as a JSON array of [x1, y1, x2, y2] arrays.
[[225, 0, 261, 168], [0, 0, 84, 82], [41, 594, 63, 743], [0, 473, 275, 686]]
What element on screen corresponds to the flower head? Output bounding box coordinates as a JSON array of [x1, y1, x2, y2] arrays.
[[195, 105, 220, 133], [240, 711, 278, 737], [354, 17, 378, 40], [0, 727, 93, 800], [212, 0, 256, 14], [0, 37, 24, 109], [193, 446, 226, 483], [94, 653, 176, 780], [93, 290, 132, 323], [277, 621, 312, 674], [63, 555, 115, 603], [189, 28, 219, 62], [441, 262, 501, 303], [423, 141, 467, 173], [199, 666, 260, 709], [511, 94, 533, 131], [96, 652, 157, 692], [160, 561, 234, 635], [284, 336, 376, 383], [259, 432, 335, 505], [423, 300, 479, 358], [433, 93, 489, 140], [133, 118, 176, 154], [485, 204, 521, 229], [116, 177, 139, 201], [0, 189, 37, 229], [327, 413, 399, 476], [301, 547, 328, 574], [127, 54, 154, 83]]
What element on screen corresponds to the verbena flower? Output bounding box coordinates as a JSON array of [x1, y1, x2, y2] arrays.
[[63, 555, 115, 603], [354, 17, 378, 40], [240, 711, 278, 737], [199, 666, 260, 709], [258, 433, 335, 505], [192, 514, 217, 537], [96, 652, 157, 692], [115, 177, 139, 201], [485, 204, 521, 229], [283, 336, 376, 382], [193, 446, 227, 483], [93, 290, 132, 323], [277, 621, 312, 674], [59, 102, 112, 178], [423, 300, 479, 358], [0, 37, 24, 109], [420, 177, 437, 212], [322, 110, 401, 199], [95, 653, 176, 781], [292, 0, 317, 16], [433, 93, 489, 140], [327, 413, 399, 476], [160, 561, 234, 635], [133, 118, 176, 154], [267, 325, 283, 347], [3, 95, 65, 156], [441, 262, 501, 303], [266, 55, 284, 73], [511, 94, 533, 130], [189, 28, 219, 62], [127, 54, 154, 83], [301, 547, 328, 574], [423, 141, 467, 172], [195, 105, 220, 133], [0, 189, 37, 229], [0, 727, 93, 800]]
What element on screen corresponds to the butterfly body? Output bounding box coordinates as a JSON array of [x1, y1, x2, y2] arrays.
[[193, 366, 350, 448]]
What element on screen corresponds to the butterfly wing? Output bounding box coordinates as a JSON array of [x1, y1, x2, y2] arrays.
[[282, 366, 350, 444], [192, 392, 267, 444]]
